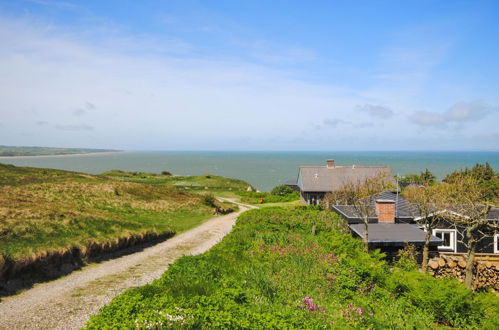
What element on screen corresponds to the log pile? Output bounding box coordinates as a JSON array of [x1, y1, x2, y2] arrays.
[[428, 255, 499, 290]]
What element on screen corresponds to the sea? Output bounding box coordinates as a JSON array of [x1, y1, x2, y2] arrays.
[[1, 151, 498, 191]]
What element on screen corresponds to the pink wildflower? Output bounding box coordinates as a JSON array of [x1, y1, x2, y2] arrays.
[[356, 308, 363, 315], [301, 296, 320, 311]]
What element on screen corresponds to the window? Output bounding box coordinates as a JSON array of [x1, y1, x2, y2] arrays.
[[433, 229, 456, 252], [494, 234, 499, 254]]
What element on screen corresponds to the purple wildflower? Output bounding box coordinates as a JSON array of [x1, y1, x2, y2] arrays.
[[301, 296, 320, 311]]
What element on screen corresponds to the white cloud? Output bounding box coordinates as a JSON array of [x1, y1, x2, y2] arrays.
[[322, 118, 347, 128], [357, 104, 394, 118], [410, 101, 497, 126], [55, 124, 94, 131], [0, 15, 497, 151], [0, 16, 361, 149]]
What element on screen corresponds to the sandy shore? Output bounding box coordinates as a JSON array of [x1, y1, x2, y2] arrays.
[[0, 151, 123, 160]]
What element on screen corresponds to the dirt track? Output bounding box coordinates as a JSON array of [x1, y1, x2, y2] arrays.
[[0, 203, 252, 329]]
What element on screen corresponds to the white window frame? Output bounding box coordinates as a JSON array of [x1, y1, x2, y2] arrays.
[[432, 229, 457, 252], [494, 234, 499, 254]]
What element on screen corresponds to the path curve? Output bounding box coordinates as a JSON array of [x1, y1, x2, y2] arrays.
[[0, 202, 254, 330]]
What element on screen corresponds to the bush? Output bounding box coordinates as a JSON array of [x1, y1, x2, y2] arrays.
[[270, 184, 294, 196], [393, 244, 418, 271], [161, 171, 172, 176], [386, 270, 485, 327], [201, 193, 216, 207]]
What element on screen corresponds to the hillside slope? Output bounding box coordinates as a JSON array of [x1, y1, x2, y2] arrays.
[[0, 164, 249, 294]]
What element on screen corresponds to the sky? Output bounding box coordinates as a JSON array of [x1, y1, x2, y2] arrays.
[[0, 0, 498, 151]]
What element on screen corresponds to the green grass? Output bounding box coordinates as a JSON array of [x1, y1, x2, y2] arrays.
[[256, 200, 301, 208], [86, 207, 499, 329], [235, 190, 300, 205], [102, 170, 254, 191], [0, 163, 103, 186], [0, 164, 246, 269]]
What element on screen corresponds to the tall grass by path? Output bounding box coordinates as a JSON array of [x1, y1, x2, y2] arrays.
[[0, 164, 248, 288], [86, 207, 499, 329]]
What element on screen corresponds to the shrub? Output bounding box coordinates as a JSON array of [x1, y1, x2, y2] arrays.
[[270, 184, 294, 196], [201, 193, 217, 207], [386, 269, 484, 327], [393, 244, 418, 271], [161, 171, 172, 176]]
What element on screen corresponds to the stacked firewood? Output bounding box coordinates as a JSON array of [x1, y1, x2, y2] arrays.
[[428, 255, 499, 290]]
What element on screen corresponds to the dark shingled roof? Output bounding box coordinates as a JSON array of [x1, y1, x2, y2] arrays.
[[349, 223, 442, 246], [334, 191, 499, 222], [333, 191, 419, 220], [297, 165, 393, 192], [413, 205, 499, 221]]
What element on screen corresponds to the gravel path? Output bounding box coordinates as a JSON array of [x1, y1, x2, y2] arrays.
[[0, 202, 253, 330]]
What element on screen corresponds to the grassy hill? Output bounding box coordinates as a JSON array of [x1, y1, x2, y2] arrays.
[[0, 145, 118, 157], [0, 164, 249, 293], [86, 207, 498, 329], [101, 170, 254, 191]]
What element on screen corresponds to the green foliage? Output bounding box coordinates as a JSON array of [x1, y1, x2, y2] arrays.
[[400, 168, 436, 186], [386, 269, 492, 327], [201, 193, 216, 207], [393, 244, 418, 271], [236, 190, 300, 204], [270, 184, 294, 196], [86, 207, 498, 329], [101, 170, 253, 191], [443, 163, 499, 202]]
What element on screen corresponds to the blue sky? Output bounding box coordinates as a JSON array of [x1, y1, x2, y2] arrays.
[[0, 0, 498, 150]]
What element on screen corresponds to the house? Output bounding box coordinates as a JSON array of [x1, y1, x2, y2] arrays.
[[332, 190, 499, 258], [333, 191, 442, 259], [413, 207, 499, 255], [296, 159, 393, 205]]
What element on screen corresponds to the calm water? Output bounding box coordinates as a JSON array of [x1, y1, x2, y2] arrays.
[[1, 151, 498, 191]]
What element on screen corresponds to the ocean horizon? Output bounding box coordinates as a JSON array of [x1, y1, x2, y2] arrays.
[[1, 150, 498, 191]]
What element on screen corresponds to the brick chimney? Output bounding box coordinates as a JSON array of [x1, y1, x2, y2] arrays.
[[326, 159, 335, 168], [375, 199, 395, 223]]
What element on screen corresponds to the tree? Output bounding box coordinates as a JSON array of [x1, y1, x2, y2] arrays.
[[444, 163, 499, 203], [442, 176, 498, 289], [403, 184, 447, 272], [420, 168, 436, 186], [323, 173, 394, 252], [399, 169, 436, 186]]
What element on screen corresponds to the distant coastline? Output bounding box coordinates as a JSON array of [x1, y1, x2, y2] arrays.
[[0, 151, 123, 159], [0, 145, 121, 158]]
